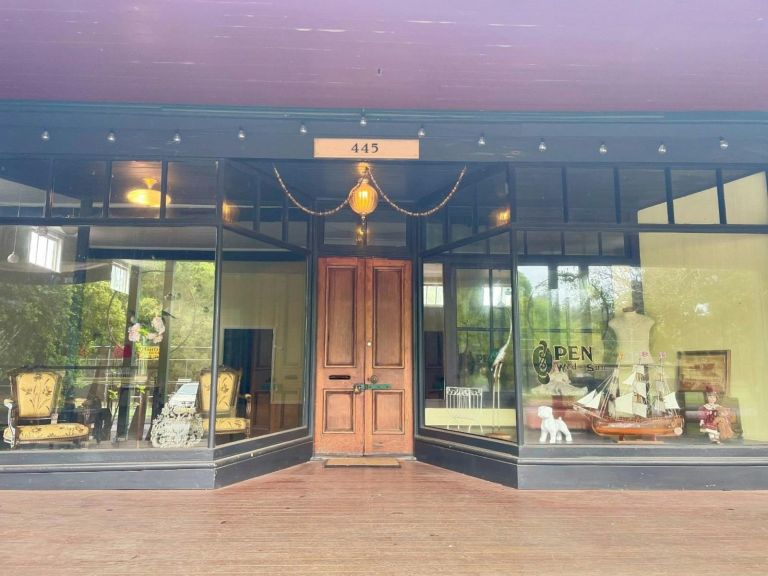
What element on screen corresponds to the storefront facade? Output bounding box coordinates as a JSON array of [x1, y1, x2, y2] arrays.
[[1, 103, 767, 488]]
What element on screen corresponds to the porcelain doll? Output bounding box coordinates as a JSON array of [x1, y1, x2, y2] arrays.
[[698, 387, 734, 444]]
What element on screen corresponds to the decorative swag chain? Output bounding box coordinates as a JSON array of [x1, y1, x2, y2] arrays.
[[273, 165, 349, 217], [272, 164, 467, 218], [368, 165, 467, 217]]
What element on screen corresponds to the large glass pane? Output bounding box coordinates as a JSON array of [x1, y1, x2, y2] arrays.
[[516, 167, 563, 223], [110, 161, 163, 218], [0, 225, 215, 451], [448, 206, 474, 246], [367, 205, 406, 247], [567, 168, 616, 223], [218, 230, 307, 445], [671, 170, 719, 224], [723, 170, 768, 224], [258, 181, 285, 240], [564, 231, 600, 255], [456, 269, 490, 329], [524, 231, 562, 255], [620, 168, 668, 224], [519, 233, 768, 447], [422, 264, 517, 442], [166, 160, 217, 219], [0, 158, 48, 217], [287, 208, 309, 247], [425, 215, 445, 249], [52, 160, 106, 218], [221, 161, 256, 229]]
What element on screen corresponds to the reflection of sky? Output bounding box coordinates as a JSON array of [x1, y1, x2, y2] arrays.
[[519, 266, 548, 290]]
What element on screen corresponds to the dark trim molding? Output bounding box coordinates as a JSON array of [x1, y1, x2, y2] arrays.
[[415, 436, 768, 490], [0, 434, 313, 490]]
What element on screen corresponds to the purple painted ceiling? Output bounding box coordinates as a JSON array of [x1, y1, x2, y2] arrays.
[[0, 1, 766, 112]]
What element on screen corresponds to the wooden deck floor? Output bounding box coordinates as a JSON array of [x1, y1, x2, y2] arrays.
[[2, 461, 768, 575]]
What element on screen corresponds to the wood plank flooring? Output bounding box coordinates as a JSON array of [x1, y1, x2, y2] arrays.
[[1, 461, 767, 575]]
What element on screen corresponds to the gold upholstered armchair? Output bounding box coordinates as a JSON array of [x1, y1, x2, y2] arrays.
[[198, 367, 252, 438], [3, 369, 90, 449]]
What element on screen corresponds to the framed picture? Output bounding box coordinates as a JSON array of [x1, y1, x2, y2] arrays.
[[676, 350, 730, 395]]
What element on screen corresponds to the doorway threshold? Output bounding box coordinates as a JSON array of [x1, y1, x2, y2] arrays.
[[324, 457, 401, 468]]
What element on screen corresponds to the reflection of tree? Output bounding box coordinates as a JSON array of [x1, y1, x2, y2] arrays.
[[0, 284, 73, 370], [0, 261, 215, 397]]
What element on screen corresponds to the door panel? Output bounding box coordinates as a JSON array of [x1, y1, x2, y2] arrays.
[[314, 257, 412, 456], [314, 258, 365, 454], [324, 266, 358, 366], [364, 259, 412, 454]]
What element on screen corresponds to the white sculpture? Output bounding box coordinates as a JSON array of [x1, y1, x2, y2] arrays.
[[150, 403, 204, 448], [537, 405, 573, 444]]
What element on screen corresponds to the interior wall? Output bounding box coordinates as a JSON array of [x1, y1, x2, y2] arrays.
[[220, 262, 307, 403]]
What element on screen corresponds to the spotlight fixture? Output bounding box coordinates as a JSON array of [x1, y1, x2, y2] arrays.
[[719, 137, 729, 150], [237, 128, 246, 141], [299, 122, 308, 135], [477, 134, 486, 147], [657, 143, 667, 155], [106, 130, 116, 143], [40, 130, 50, 142], [598, 142, 608, 155], [359, 111, 368, 127], [538, 139, 547, 152], [172, 131, 182, 144], [417, 125, 426, 138]]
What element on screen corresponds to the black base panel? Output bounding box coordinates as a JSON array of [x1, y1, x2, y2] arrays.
[[415, 440, 518, 488], [214, 439, 314, 488]]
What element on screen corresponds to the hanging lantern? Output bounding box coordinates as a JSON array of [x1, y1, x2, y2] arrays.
[[348, 176, 379, 219]]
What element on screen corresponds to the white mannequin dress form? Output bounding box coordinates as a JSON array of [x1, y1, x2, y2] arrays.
[[608, 307, 655, 365]]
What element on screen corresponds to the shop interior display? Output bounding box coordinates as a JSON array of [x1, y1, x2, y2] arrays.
[[698, 387, 735, 444], [574, 362, 683, 440]]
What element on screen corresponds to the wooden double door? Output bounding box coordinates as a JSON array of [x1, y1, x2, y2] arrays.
[[314, 257, 413, 456]]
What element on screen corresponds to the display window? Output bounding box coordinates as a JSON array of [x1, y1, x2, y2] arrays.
[[0, 225, 216, 450], [519, 232, 768, 446]]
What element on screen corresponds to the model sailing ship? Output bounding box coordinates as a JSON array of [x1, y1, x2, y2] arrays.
[[574, 354, 684, 440]]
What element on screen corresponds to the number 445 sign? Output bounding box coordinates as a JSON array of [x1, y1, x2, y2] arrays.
[[314, 138, 419, 160]]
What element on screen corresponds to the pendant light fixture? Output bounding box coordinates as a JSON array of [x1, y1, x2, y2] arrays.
[[347, 167, 379, 222], [126, 177, 169, 208]]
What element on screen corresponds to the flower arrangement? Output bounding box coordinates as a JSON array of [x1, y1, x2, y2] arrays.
[[128, 315, 166, 360], [128, 315, 166, 345]]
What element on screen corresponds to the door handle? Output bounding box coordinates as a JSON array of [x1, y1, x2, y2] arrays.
[[353, 382, 392, 391]]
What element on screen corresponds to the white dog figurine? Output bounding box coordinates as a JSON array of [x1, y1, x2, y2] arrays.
[[537, 405, 573, 444]]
